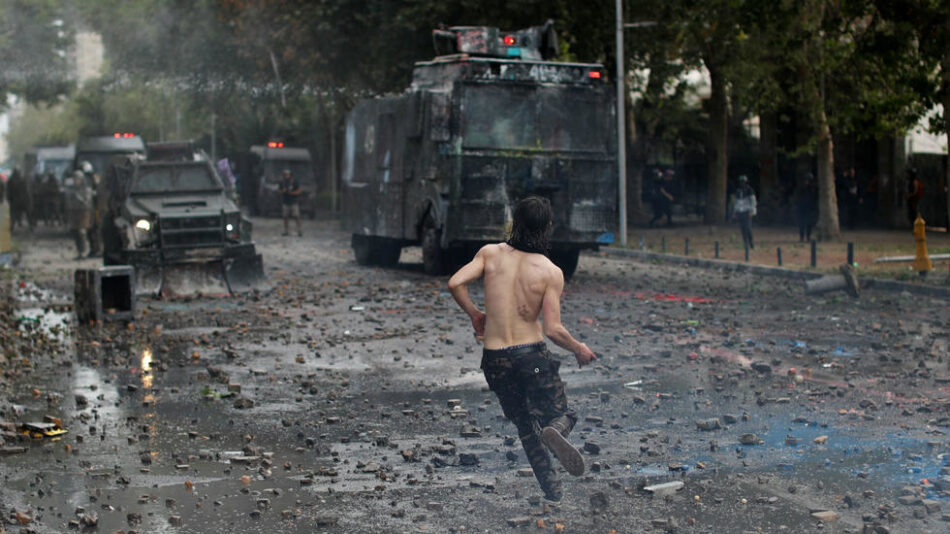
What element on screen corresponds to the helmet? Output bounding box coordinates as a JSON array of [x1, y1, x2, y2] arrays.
[[81, 161, 93, 174], [737, 174, 748, 183]]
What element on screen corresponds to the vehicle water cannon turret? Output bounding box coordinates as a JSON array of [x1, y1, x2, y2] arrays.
[[432, 19, 558, 60]]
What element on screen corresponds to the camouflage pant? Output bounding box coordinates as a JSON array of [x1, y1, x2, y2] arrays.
[[481, 342, 577, 498]]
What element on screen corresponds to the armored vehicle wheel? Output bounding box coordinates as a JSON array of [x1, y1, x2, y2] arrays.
[[422, 226, 446, 275], [352, 235, 375, 266], [550, 248, 580, 280]]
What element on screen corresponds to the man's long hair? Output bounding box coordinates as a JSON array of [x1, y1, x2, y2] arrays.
[[507, 196, 553, 254]]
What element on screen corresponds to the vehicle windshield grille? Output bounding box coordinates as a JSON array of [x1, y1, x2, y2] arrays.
[[159, 216, 224, 247]]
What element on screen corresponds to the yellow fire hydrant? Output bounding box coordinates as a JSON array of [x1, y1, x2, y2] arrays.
[[912, 214, 932, 275]]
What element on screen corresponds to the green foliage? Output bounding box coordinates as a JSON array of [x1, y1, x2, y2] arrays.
[[5, 103, 79, 161], [0, 0, 74, 106]]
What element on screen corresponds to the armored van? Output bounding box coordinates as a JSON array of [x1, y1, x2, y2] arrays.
[[101, 153, 264, 297], [342, 22, 617, 277], [247, 144, 317, 218]]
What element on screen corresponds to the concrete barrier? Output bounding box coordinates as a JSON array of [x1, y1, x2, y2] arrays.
[[74, 266, 136, 323]]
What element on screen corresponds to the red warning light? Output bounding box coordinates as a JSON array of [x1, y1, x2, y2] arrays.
[[503, 35, 516, 46], [267, 142, 278, 148], [113, 133, 121, 138], [123, 133, 134, 138], [588, 71, 602, 79]]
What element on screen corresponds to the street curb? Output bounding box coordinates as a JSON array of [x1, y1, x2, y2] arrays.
[[599, 247, 950, 299]]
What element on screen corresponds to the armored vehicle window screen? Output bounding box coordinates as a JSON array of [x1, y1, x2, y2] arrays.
[[462, 85, 537, 149], [178, 167, 220, 190], [134, 168, 174, 192], [538, 87, 609, 152]]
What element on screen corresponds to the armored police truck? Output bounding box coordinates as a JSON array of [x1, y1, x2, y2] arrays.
[[342, 21, 617, 277]]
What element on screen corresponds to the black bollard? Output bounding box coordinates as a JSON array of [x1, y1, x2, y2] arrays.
[[810, 240, 817, 267], [715, 241, 720, 259], [639, 235, 645, 251], [661, 236, 666, 253], [777, 247, 783, 266], [847, 242, 854, 266], [685, 238, 690, 256], [744, 244, 750, 262]]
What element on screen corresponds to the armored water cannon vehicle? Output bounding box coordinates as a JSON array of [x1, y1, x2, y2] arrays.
[[342, 21, 617, 277]]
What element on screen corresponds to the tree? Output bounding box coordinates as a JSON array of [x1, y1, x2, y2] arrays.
[[0, 0, 73, 107], [736, 0, 932, 239], [883, 0, 950, 228]]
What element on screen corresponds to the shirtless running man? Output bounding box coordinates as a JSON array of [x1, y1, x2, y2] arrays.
[[448, 196, 597, 502]]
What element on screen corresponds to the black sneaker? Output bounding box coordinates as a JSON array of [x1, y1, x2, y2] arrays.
[[297, 231, 303, 237], [541, 426, 584, 476], [281, 232, 289, 236]]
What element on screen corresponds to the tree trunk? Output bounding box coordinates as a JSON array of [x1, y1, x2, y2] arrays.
[[815, 104, 840, 240], [626, 73, 645, 224], [704, 66, 729, 224], [757, 112, 779, 223]]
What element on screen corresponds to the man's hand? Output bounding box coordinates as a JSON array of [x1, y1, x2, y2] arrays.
[[574, 343, 597, 367], [470, 310, 486, 340]]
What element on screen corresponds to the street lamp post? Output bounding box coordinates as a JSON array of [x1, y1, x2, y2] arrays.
[[615, 0, 627, 247], [615, 0, 656, 248]]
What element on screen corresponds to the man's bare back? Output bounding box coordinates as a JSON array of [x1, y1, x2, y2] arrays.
[[448, 242, 596, 366]]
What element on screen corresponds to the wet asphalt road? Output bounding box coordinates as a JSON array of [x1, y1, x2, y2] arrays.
[[1, 217, 948, 534]]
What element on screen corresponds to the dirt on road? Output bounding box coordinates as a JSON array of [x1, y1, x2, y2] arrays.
[[1, 218, 948, 534]]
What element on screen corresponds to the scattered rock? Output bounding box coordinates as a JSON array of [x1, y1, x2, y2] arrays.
[[739, 433, 762, 445], [506, 516, 532, 527], [811, 510, 838, 522], [643, 481, 684, 497], [315, 515, 339, 527], [696, 418, 721, 431], [583, 441, 601, 454], [233, 397, 254, 409]]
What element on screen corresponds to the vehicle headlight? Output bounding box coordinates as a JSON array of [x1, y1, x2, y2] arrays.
[[132, 218, 157, 247], [225, 214, 242, 241]]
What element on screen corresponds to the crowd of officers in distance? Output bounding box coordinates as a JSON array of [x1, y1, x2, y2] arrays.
[[2, 163, 105, 259]]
